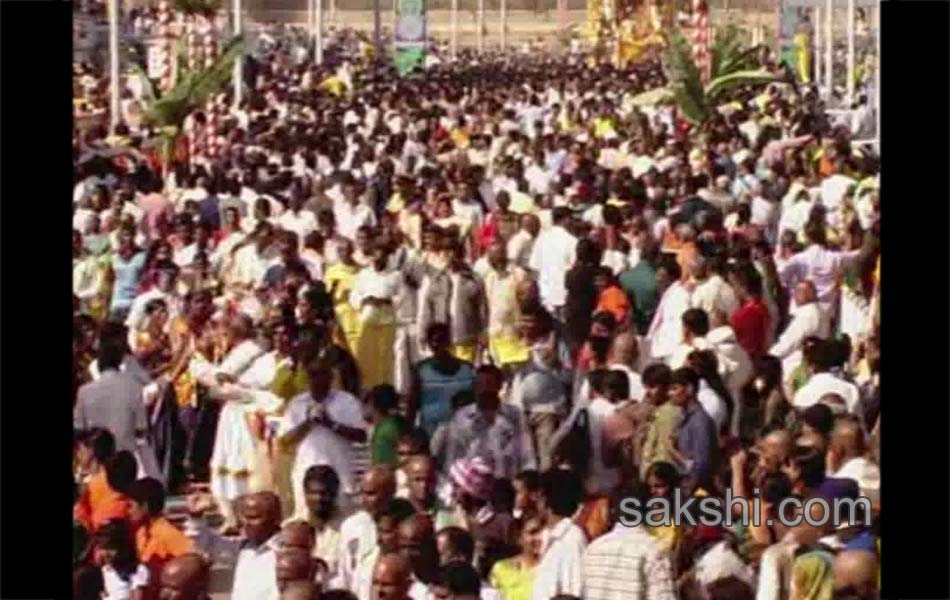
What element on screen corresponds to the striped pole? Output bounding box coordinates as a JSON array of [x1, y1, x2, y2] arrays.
[[846, 0, 854, 105], [108, 0, 120, 131], [690, 0, 710, 83], [813, 6, 821, 87]]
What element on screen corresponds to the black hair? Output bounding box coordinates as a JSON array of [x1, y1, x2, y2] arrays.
[[105, 450, 138, 495], [82, 428, 116, 464], [73, 564, 104, 600], [575, 237, 601, 265], [760, 471, 793, 505], [540, 469, 583, 517], [303, 464, 341, 498], [379, 498, 416, 524], [95, 519, 139, 579], [791, 446, 827, 490], [670, 367, 700, 390], [604, 369, 630, 400], [397, 427, 431, 453], [128, 477, 166, 515], [706, 576, 755, 600], [515, 470, 541, 491], [645, 461, 682, 488], [437, 561, 481, 596], [476, 363, 505, 384], [97, 338, 126, 371], [681, 308, 710, 337], [437, 526, 475, 563], [642, 363, 673, 387], [586, 368, 611, 397], [657, 255, 682, 281], [801, 403, 835, 436], [491, 478, 516, 514], [366, 384, 399, 413]]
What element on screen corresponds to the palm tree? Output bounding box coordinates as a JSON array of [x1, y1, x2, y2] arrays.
[[133, 35, 243, 173], [632, 25, 782, 124]]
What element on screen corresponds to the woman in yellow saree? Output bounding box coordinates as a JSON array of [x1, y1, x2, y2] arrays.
[[324, 239, 362, 353]]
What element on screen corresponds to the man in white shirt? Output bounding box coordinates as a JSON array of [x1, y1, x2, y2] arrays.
[[688, 255, 739, 321], [334, 175, 377, 241], [334, 466, 397, 594], [532, 469, 587, 600], [647, 260, 692, 363], [277, 192, 318, 243], [769, 281, 830, 378], [507, 213, 540, 271], [581, 486, 677, 600], [819, 160, 856, 222], [778, 222, 863, 314], [278, 361, 368, 520], [827, 416, 880, 504], [792, 340, 861, 415], [185, 491, 283, 600], [528, 207, 578, 318]]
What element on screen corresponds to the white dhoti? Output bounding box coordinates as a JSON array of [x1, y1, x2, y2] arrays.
[[393, 322, 420, 396]]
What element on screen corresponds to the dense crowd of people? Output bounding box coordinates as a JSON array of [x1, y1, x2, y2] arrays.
[[73, 16, 881, 600]]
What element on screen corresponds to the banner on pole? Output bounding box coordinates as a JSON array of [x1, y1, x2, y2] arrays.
[[394, 0, 426, 75]]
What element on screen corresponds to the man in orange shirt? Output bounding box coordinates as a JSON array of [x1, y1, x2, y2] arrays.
[[74, 428, 117, 526], [129, 477, 194, 588], [74, 450, 137, 532]]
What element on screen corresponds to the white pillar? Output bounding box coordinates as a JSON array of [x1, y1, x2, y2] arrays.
[[846, 0, 855, 105], [316, 0, 324, 64], [824, 0, 832, 100], [500, 0, 507, 50], [234, 0, 243, 107], [477, 0, 485, 53], [813, 6, 821, 86], [108, 0, 120, 131], [451, 0, 458, 59]]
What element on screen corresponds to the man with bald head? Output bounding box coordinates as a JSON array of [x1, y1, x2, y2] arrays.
[[186, 491, 283, 599], [372, 553, 414, 600], [827, 416, 880, 505], [276, 547, 318, 593], [769, 279, 831, 379], [833, 550, 879, 599], [158, 553, 210, 600], [401, 455, 459, 530], [335, 466, 396, 592]]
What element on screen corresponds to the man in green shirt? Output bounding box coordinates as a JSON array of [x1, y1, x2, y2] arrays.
[[365, 384, 406, 467], [619, 239, 661, 335]]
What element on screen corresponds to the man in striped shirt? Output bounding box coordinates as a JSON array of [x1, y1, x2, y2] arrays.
[[581, 485, 677, 600]]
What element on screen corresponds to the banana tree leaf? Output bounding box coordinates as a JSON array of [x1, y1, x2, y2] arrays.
[[704, 69, 782, 102], [629, 87, 675, 106], [717, 46, 762, 78], [664, 30, 709, 123], [710, 24, 743, 79]]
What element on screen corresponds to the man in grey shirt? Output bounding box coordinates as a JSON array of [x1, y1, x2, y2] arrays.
[[74, 339, 147, 454]]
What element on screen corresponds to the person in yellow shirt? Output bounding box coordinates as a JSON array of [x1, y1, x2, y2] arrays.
[[489, 516, 544, 600], [643, 462, 682, 552], [324, 240, 362, 353]]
